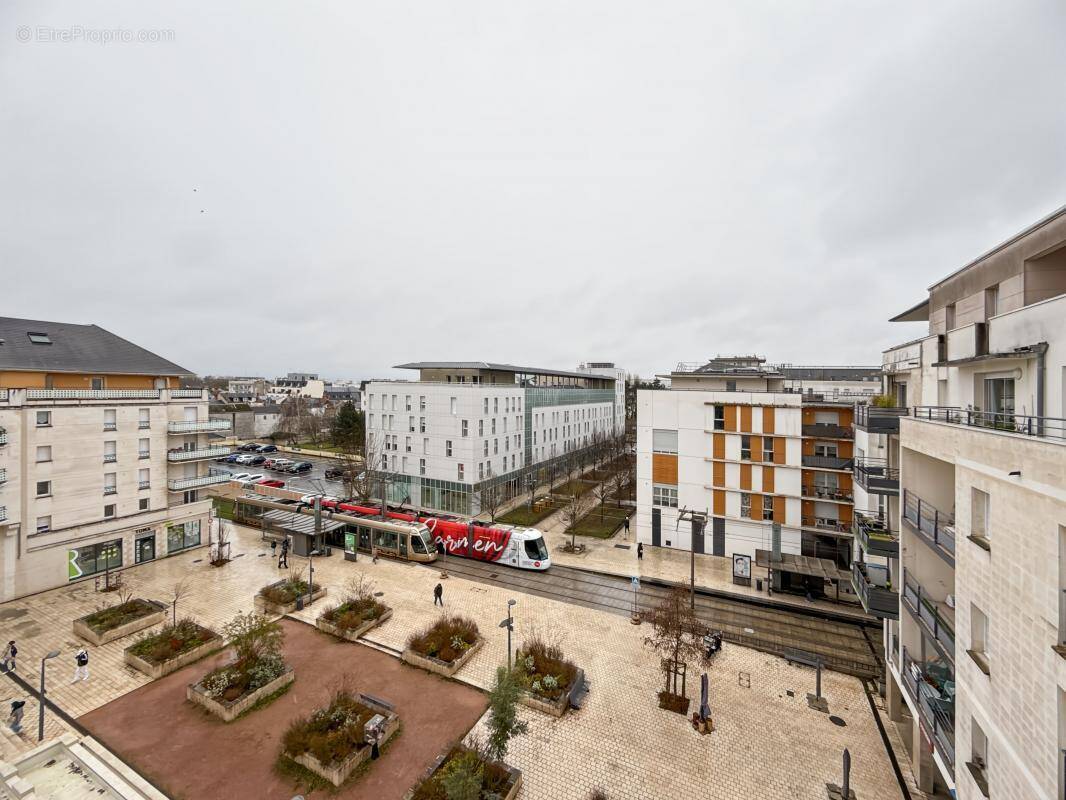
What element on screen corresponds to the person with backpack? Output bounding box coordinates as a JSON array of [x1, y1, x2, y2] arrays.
[[278, 538, 289, 569], [7, 700, 25, 735], [1, 641, 16, 672], [433, 582, 444, 607], [71, 649, 89, 683]]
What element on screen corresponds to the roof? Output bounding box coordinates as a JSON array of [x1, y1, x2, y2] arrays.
[[779, 366, 881, 381], [888, 298, 930, 323], [0, 316, 191, 376], [395, 362, 613, 382]]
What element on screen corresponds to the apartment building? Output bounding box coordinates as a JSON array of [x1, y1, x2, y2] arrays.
[[635, 357, 881, 594], [0, 317, 231, 602], [858, 206, 1066, 800], [365, 362, 623, 515]]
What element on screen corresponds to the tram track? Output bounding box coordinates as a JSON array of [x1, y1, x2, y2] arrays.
[[418, 558, 884, 679]]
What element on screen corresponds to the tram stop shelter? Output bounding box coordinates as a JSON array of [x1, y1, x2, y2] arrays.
[[234, 494, 345, 557], [754, 549, 851, 602]]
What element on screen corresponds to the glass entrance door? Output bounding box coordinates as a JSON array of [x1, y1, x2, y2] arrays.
[[135, 534, 155, 563]]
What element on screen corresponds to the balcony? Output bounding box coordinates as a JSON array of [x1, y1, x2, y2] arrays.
[[0, 506, 6, 522], [167, 469, 232, 492], [103, 453, 117, 463], [167, 419, 231, 434], [854, 404, 908, 434], [854, 512, 898, 558], [802, 423, 853, 440], [103, 486, 117, 496], [170, 388, 207, 399], [139, 450, 150, 460], [801, 516, 851, 535], [139, 481, 151, 490], [0, 429, 6, 446], [901, 648, 955, 771], [0, 468, 6, 485], [167, 446, 232, 462], [902, 489, 955, 565], [913, 405, 1066, 441], [852, 561, 899, 619], [26, 388, 160, 400], [801, 484, 853, 503], [902, 572, 955, 664], [801, 454, 853, 471], [853, 457, 899, 495]]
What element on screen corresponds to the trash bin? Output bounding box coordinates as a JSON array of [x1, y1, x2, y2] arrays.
[[296, 596, 305, 611], [756, 578, 763, 592]]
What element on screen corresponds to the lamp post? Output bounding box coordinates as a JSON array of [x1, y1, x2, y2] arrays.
[[498, 599, 517, 670], [38, 650, 60, 742]]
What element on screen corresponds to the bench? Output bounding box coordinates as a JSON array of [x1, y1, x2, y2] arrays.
[[359, 693, 396, 713], [568, 668, 590, 710], [783, 648, 822, 670]]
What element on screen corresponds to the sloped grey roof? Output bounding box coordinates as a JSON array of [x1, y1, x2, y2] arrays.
[[0, 316, 192, 376], [395, 361, 607, 381]]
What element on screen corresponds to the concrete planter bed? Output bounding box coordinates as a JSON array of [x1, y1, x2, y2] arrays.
[[187, 668, 294, 723], [405, 747, 522, 800], [73, 600, 166, 646], [316, 608, 392, 642], [254, 582, 328, 616], [520, 686, 571, 717], [124, 627, 223, 680], [286, 695, 400, 788], [401, 637, 483, 678]]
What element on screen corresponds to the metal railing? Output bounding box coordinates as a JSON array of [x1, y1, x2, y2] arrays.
[[854, 404, 908, 433], [801, 516, 850, 534], [903, 489, 955, 562], [139, 450, 150, 459], [902, 572, 955, 661], [0, 506, 6, 522], [139, 481, 151, 490], [138, 421, 151, 429], [802, 485, 854, 502], [851, 561, 899, 619], [103, 453, 117, 463], [0, 468, 6, 484], [0, 430, 6, 446], [901, 648, 955, 769], [167, 446, 231, 462], [103, 422, 117, 431], [802, 423, 853, 439], [26, 388, 161, 400], [854, 512, 898, 557], [103, 486, 117, 496], [853, 457, 900, 494], [170, 388, 207, 398], [802, 454, 853, 470], [167, 419, 231, 433], [167, 469, 232, 492], [913, 405, 1066, 441]]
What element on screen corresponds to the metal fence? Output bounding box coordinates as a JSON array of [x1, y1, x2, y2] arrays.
[[902, 647, 955, 769], [902, 489, 955, 561], [913, 405, 1066, 440], [902, 572, 955, 659]]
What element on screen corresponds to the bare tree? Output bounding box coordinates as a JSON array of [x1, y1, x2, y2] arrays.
[[562, 490, 583, 551], [211, 518, 232, 566], [608, 469, 626, 508], [479, 480, 506, 523], [341, 432, 386, 504], [643, 587, 708, 700], [168, 578, 191, 626], [592, 478, 611, 521]]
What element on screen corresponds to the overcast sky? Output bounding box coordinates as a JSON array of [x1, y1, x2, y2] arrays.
[[2, 1, 1064, 381]]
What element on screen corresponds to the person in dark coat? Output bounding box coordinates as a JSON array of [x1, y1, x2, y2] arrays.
[[2, 641, 16, 672], [623, 517, 630, 538], [637, 542, 644, 560], [433, 582, 443, 607], [270, 539, 277, 557], [7, 700, 24, 734], [278, 539, 289, 569]]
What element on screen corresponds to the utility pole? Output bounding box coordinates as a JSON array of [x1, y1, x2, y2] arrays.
[[676, 508, 707, 611]]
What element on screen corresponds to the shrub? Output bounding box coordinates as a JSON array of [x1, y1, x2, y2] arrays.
[[84, 599, 158, 634], [128, 619, 216, 664], [514, 634, 578, 701], [409, 747, 513, 800], [485, 666, 527, 762], [282, 689, 376, 766], [259, 576, 310, 605], [198, 612, 286, 702], [871, 394, 897, 409], [406, 615, 479, 664]]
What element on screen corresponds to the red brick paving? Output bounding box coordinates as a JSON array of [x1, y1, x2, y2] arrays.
[[79, 618, 488, 800]]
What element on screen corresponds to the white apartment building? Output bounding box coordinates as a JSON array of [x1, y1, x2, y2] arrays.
[[636, 357, 881, 598], [0, 318, 231, 601], [365, 362, 623, 515], [857, 206, 1066, 800]]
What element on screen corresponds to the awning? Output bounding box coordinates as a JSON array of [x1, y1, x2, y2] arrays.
[[755, 549, 850, 582], [258, 508, 347, 537]]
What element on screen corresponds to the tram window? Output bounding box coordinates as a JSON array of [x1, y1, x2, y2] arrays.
[[358, 526, 371, 551], [411, 535, 427, 554], [374, 530, 398, 550], [399, 534, 408, 557], [524, 538, 549, 561]]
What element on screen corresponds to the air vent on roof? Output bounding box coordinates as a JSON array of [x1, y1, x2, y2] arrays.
[[27, 332, 51, 345]]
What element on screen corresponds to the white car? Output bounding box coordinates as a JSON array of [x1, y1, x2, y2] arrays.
[[240, 474, 265, 485], [271, 459, 295, 471], [229, 472, 251, 482], [234, 454, 258, 465]]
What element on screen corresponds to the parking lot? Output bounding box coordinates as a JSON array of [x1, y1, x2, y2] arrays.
[[213, 447, 350, 494]]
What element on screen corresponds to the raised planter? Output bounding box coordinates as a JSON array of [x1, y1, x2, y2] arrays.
[[254, 583, 328, 616], [404, 748, 522, 800], [289, 696, 400, 787], [72, 600, 166, 646], [124, 632, 223, 679], [316, 608, 392, 642], [519, 687, 570, 718], [401, 637, 483, 678], [187, 667, 294, 722]]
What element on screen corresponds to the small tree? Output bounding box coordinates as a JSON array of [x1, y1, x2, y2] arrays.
[[592, 479, 611, 521], [485, 666, 527, 762], [563, 491, 582, 550], [643, 588, 707, 699], [440, 750, 484, 800], [224, 611, 283, 666], [169, 578, 191, 626], [479, 481, 506, 523], [211, 518, 232, 566], [331, 400, 364, 449]]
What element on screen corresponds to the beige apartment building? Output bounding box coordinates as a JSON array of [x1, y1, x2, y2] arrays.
[[0, 317, 231, 602], [857, 206, 1066, 799]]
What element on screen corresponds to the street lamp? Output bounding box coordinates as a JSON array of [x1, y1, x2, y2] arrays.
[[498, 599, 517, 670], [38, 650, 60, 742]]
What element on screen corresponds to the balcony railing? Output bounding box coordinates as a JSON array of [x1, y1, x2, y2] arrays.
[[103, 422, 117, 431], [167, 419, 231, 434], [167, 469, 232, 492], [139, 481, 151, 490], [854, 512, 898, 558], [853, 457, 900, 495], [0, 430, 7, 446], [801, 485, 854, 503], [138, 421, 151, 429], [903, 489, 955, 564], [0, 468, 5, 484], [913, 405, 1066, 441], [902, 571, 955, 663], [139, 450, 150, 459], [170, 388, 207, 398], [901, 648, 955, 770], [802, 423, 853, 440], [801, 516, 850, 535], [854, 404, 908, 434], [26, 388, 160, 400], [852, 561, 899, 619], [103, 453, 117, 463], [0, 506, 6, 522], [801, 454, 853, 470], [167, 446, 231, 462], [103, 486, 117, 496]]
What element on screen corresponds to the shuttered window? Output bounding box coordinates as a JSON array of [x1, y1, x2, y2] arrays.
[[652, 429, 678, 454]]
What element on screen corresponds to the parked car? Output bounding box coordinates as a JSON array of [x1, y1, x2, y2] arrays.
[[271, 458, 294, 471], [229, 472, 251, 482], [238, 443, 261, 452], [256, 444, 278, 453], [262, 458, 280, 469], [240, 474, 265, 484], [246, 455, 266, 465], [289, 461, 313, 473], [224, 453, 242, 463], [234, 454, 256, 465], [256, 478, 285, 488], [300, 493, 323, 504], [324, 466, 353, 481]]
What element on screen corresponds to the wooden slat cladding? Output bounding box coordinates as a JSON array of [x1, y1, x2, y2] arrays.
[[712, 461, 725, 487], [652, 454, 678, 486], [739, 463, 752, 490], [773, 495, 786, 522], [762, 466, 775, 493], [723, 405, 737, 432], [751, 494, 763, 520], [773, 437, 786, 464], [713, 490, 725, 516], [739, 406, 752, 432], [751, 435, 762, 461], [712, 433, 725, 459], [762, 406, 775, 434]]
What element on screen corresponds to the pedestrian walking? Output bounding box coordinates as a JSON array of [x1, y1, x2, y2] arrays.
[[1, 641, 16, 673], [71, 649, 89, 683], [433, 582, 444, 607], [278, 539, 289, 569], [270, 539, 277, 558], [7, 700, 25, 735], [637, 542, 644, 560], [623, 517, 630, 538]]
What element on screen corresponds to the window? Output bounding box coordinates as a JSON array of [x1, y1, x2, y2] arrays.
[[67, 539, 121, 580], [409, 416, 415, 432], [969, 603, 991, 675], [652, 485, 678, 508], [726, 380, 737, 392], [381, 454, 387, 469], [741, 493, 751, 518], [91, 377, 104, 390], [419, 458, 426, 476], [945, 302, 956, 331], [652, 429, 678, 454], [741, 435, 751, 460], [423, 438, 429, 455], [493, 398, 499, 414], [419, 396, 426, 411], [139, 498, 150, 511], [405, 436, 412, 452], [104, 440, 116, 463], [450, 397, 457, 415], [36, 445, 52, 463], [814, 442, 838, 457], [713, 405, 725, 430], [968, 718, 990, 798], [762, 498, 774, 521], [478, 463, 484, 480], [402, 456, 408, 473], [457, 463, 464, 481], [446, 440, 453, 457], [484, 441, 489, 456], [494, 439, 498, 455], [391, 395, 397, 410], [763, 437, 774, 461], [491, 418, 496, 434], [970, 488, 990, 548], [36, 410, 51, 427], [167, 520, 201, 553], [36, 480, 51, 497], [419, 417, 426, 433], [104, 473, 117, 495], [984, 377, 1015, 420], [369, 394, 375, 409], [483, 398, 488, 414], [405, 395, 411, 411], [138, 408, 150, 429], [511, 454, 516, 469], [36, 516, 51, 533], [369, 414, 374, 428], [104, 409, 117, 431], [104, 504, 116, 518], [985, 285, 998, 319], [138, 468, 150, 489], [478, 419, 484, 436], [462, 420, 468, 437], [27, 332, 52, 344], [139, 438, 150, 458]]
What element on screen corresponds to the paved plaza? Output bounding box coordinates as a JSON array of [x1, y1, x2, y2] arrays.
[[0, 522, 905, 800]]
